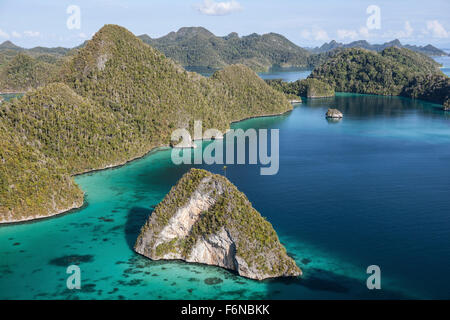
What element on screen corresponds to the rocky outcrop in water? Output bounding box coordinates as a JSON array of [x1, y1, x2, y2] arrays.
[[134, 168, 301, 280], [326, 108, 343, 119], [443, 100, 450, 111]]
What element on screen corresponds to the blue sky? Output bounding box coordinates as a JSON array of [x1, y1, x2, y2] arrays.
[[0, 0, 449, 48]]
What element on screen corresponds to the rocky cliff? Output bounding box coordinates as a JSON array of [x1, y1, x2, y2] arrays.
[[134, 169, 301, 280]]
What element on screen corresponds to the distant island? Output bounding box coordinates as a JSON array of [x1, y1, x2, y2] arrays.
[[1, 27, 448, 91], [1, 26, 449, 222], [137, 27, 311, 72], [267, 47, 450, 108], [135, 168, 301, 280], [307, 39, 449, 57], [0, 25, 292, 223]]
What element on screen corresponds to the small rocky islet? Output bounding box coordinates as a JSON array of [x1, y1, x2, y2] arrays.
[[134, 168, 301, 280], [325, 108, 344, 119]]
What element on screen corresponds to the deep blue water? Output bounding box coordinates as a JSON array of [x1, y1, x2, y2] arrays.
[[189, 67, 311, 82], [258, 68, 311, 82], [0, 93, 449, 300]]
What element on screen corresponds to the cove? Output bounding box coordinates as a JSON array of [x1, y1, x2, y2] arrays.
[[0, 93, 449, 299]]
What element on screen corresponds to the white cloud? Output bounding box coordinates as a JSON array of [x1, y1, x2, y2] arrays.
[[12, 31, 22, 38], [24, 30, 40, 37], [404, 21, 413, 37], [359, 27, 370, 38], [314, 30, 329, 41], [79, 32, 87, 38], [337, 29, 358, 40], [382, 21, 414, 39], [196, 0, 242, 16], [335, 27, 372, 41], [425, 20, 449, 38], [300, 30, 311, 39], [300, 28, 329, 41], [0, 29, 10, 39]]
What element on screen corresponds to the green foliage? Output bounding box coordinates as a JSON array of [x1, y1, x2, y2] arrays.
[[0, 24, 291, 221], [0, 53, 58, 92], [309, 39, 449, 57], [401, 74, 450, 105], [309, 47, 448, 104], [139, 27, 311, 72], [0, 121, 83, 221], [266, 78, 334, 98], [0, 83, 132, 173], [155, 238, 178, 256]]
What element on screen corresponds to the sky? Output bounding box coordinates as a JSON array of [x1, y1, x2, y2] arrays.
[[0, 0, 449, 49]]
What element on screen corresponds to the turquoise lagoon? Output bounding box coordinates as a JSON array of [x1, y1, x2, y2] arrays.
[[0, 93, 450, 299]]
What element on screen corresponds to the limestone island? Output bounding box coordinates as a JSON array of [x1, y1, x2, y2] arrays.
[[134, 168, 301, 280], [326, 108, 343, 119]]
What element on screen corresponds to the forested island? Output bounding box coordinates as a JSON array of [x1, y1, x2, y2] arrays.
[[0, 24, 292, 223], [2, 28, 447, 92], [308, 39, 448, 56], [267, 47, 449, 108], [1, 25, 449, 223], [138, 27, 311, 72]]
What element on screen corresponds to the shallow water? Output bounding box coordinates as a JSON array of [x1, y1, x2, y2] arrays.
[[0, 93, 449, 299]]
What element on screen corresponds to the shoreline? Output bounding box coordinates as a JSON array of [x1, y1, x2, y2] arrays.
[[0, 200, 85, 225], [0, 104, 295, 226]]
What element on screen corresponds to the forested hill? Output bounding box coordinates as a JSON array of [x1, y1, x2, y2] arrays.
[[0, 40, 70, 68], [138, 27, 311, 72], [0, 53, 59, 92], [0, 24, 292, 222], [309, 47, 449, 105], [308, 39, 449, 57]]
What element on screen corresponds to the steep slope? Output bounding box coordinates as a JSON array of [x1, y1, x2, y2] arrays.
[[0, 24, 291, 222], [266, 78, 334, 98], [135, 168, 301, 280], [0, 83, 133, 174], [139, 27, 311, 71], [0, 53, 58, 92], [0, 41, 70, 87], [210, 64, 293, 121], [0, 41, 22, 51], [0, 120, 83, 222], [61, 25, 291, 144], [140, 27, 229, 69], [401, 74, 450, 105]]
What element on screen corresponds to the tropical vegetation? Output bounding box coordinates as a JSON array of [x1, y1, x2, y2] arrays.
[[0, 24, 291, 222]]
